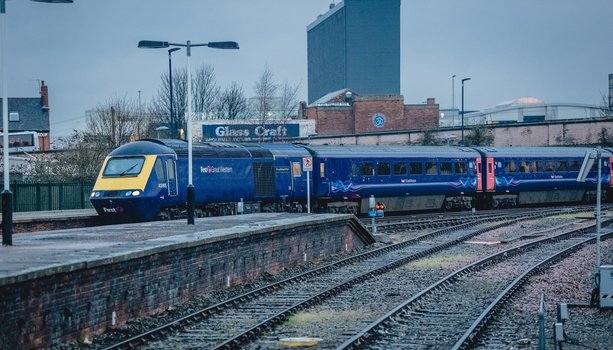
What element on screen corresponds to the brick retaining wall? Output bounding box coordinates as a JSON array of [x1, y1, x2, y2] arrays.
[[0, 216, 372, 349]]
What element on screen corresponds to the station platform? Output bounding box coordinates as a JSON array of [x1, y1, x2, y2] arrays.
[[0, 208, 98, 223], [0, 212, 374, 349], [0, 212, 372, 283]]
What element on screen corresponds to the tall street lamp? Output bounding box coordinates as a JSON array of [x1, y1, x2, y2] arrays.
[[461, 77, 471, 146], [138, 39, 239, 224], [167, 47, 180, 138], [2, 0, 74, 246]]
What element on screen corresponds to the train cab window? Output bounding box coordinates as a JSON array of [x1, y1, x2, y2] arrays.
[[545, 161, 556, 172], [455, 161, 467, 174], [377, 162, 391, 175], [154, 159, 166, 181], [393, 162, 407, 175], [558, 161, 567, 172], [505, 161, 517, 173], [568, 161, 580, 171], [292, 162, 301, 177], [103, 157, 145, 177], [440, 162, 452, 175], [360, 162, 374, 176], [409, 162, 423, 175], [519, 161, 530, 173], [425, 162, 438, 175], [319, 163, 325, 177]]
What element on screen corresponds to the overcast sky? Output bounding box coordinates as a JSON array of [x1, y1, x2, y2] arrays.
[[5, 0, 613, 139]]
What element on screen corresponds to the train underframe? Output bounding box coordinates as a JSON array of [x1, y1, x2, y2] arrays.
[[152, 188, 609, 220]]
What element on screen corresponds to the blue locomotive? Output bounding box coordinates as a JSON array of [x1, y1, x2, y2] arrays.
[[90, 139, 612, 222]]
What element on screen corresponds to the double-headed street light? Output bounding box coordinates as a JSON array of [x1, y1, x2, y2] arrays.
[[1, 0, 74, 246], [138, 39, 239, 225], [460, 77, 471, 146]]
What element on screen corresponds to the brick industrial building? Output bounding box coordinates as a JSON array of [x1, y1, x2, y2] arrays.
[[304, 89, 439, 136]]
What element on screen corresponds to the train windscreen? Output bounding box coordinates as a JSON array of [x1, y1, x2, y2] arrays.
[[103, 157, 145, 177]]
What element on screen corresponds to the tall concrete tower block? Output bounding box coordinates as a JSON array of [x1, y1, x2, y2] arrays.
[[307, 0, 401, 104]]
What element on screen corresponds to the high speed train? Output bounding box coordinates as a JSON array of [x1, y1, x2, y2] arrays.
[[90, 139, 612, 222]]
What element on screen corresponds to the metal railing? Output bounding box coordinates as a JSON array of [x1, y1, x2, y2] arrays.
[[1, 180, 94, 212]]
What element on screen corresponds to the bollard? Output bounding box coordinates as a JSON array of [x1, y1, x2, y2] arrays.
[[2, 189, 13, 246], [187, 184, 195, 225]]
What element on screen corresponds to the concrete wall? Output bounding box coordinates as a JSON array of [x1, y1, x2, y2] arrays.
[[0, 216, 371, 349], [303, 118, 613, 147]]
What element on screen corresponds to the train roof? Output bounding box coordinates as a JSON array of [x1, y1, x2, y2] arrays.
[[108, 139, 176, 156], [109, 140, 313, 160], [303, 145, 480, 158], [471, 146, 612, 158]]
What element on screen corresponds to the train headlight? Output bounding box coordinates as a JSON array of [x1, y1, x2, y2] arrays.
[[90, 191, 101, 198], [125, 191, 133, 196], [132, 190, 141, 196]]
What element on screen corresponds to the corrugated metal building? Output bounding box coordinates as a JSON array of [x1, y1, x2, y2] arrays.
[[307, 0, 401, 104]]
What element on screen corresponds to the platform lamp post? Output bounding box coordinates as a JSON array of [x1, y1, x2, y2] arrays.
[[460, 77, 471, 146], [1, 0, 73, 246], [138, 39, 239, 225], [167, 47, 180, 138]]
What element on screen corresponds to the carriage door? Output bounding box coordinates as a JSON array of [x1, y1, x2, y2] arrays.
[[486, 157, 496, 192], [475, 157, 483, 192], [166, 158, 178, 196]]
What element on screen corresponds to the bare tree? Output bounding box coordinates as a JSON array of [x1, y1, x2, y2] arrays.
[[87, 95, 146, 149], [192, 64, 220, 120], [217, 82, 248, 120], [23, 130, 111, 181], [278, 81, 301, 120], [149, 68, 187, 139], [253, 65, 278, 125]]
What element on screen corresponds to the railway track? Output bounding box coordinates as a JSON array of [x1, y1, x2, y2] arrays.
[[101, 207, 604, 349], [338, 225, 612, 349]]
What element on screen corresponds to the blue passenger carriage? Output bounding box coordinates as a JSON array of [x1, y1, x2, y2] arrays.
[[305, 145, 482, 214], [472, 147, 612, 208]]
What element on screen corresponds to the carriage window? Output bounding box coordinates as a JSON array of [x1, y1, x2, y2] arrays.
[[154, 158, 165, 181], [535, 161, 543, 172], [393, 162, 407, 175], [544, 161, 556, 172], [292, 162, 301, 177], [409, 162, 423, 175], [103, 156, 145, 177], [351, 162, 359, 176], [568, 161, 580, 171], [519, 161, 529, 173], [488, 162, 493, 173], [360, 162, 374, 176], [505, 161, 517, 173], [166, 159, 176, 181], [558, 161, 567, 171], [440, 162, 452, 175], [529, 161, 536, 173], [377, 162, 391, 175], [320, 163, 325, 177], [425, 162, 438, 175], [455, 162, 467, 174]]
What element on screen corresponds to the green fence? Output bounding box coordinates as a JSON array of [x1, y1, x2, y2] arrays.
[[2, 181, 95, 212]]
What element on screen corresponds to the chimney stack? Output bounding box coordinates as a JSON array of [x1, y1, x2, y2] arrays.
[[41, 80, 49, 109]]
